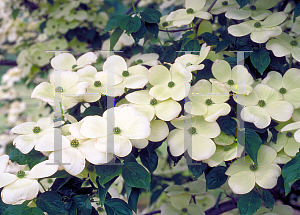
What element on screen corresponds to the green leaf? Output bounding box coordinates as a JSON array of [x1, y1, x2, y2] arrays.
[[127, 188, 140, 213], [294, 3, 300, 22], [260, 189, 275, 209], [104, 199, 132, 215], [131, 21, 147, 43], [140, 149, 158, 173], [110, 27, 124, 50], [95, 161, 123, 187], [47, 0, 54, 5], [145, 22, 159, 39], [184, 39, 201, 53], [216, 115, 237, 137], [81, 106, 103, 117], [97, 176, 118, 206], [188, 160, 207, 179], [0, 197, 8, 214], [205, 166, 228, 189], [3, 205, 28, 215], [282, 151, 300, 195], [36, 191, 68, 215], [120, 16, 141, 35], [12, 9, 19, 20], [9, 148, 27, 165], [216, 40, 233, 53], [161, 45, 176, 63], [245, 129, 262, 165], [235, 0, 249, 9], [140, 8, 162, 23], [237, 190, 261, 215], [104, 15, 127, 33], [200, 32, 219, 45], [9, 149, 46, 168], [250, 49, 270, 75], [72, 195, 92, 215], [122, 162, 151, 191], [20, 207, 45, 215]]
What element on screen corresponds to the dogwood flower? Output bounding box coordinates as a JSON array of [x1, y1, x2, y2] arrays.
[[161, 201, 204, 215], [240, 84, 294, 129], [167, 115, 220, 160], [226, 145, 281, 194], [211, 59, 254, 95], [228, 12, 287, 43], [209, 0, 238, 15], [281, 121, 300, 144], [125, 90, 181, 121], [164, 180, 206, 197], [11, 117, 57, 154], [166, 0, 212, 27], [261, 69, 300, 108], [253, 205, 294, 215], [184, 79, 230, 122], [0, 159, 59, 204], [128, 53, 160, 67], [270, 131, 300, 157]]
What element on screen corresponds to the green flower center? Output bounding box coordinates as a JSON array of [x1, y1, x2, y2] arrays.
[[162, 22, 169, 27], [17, 170, 25, 178], [224, 145, 232, 151], [55, 86, 63, 92], [290, 40, 298, 46], [258, 100, 266, 107], [249, 164, 258, 171], [188, 127, 197, 135], [150, 98, 158, 106], [32, 126, 41, 133], [254, 22, 261, 28], [181, 208, 188, 213], [286, 132, 293, 138], [70, 139, 79, 147], [113, 127, 121, 134], [222, 1, 228, 6], [205, 99, 213, 106], [227, 79, 234, 85], [122, 71, 129, 77], [94, 81, 101, 87], [250, 5, 256, 10], [37, 56, 41, 60], [136, 59, 143, 64], [168, 81, 175, 88], [279, 87, 286, 94], [186, 8, 194, 14], [184, 187, 190, 192]]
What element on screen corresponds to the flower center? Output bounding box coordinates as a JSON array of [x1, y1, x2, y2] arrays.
[[286, 132, 293, 138], [184, 187, 190, 192], [205, 99, 213, 106], [181, 208, 188, 213], [17, 170, 25, 178], [168, 81, 175, 88], [227, 79, 234, 85], [113, 127, 121, 134], [122, 71, 129, 77], [186, 8, 194, 14], [94, 81, 101, 87], [222, 1, 228, 6], [32, 126, 41, 133], [250, 5, 256, 10], [150, 98, 158, 106], [162, 22, 169, 27], [70, 139, 79, 147], [258, 100, 266, 107], [55, 86, 63, 92], [188, 127, 197, 135], [254, 22, 261, 28], [290, 40, 298, 46], [136, 59, 143, 64], [279, 87, 286, 94], [249, 164, 258, 171], [224, 145, 232, 151]]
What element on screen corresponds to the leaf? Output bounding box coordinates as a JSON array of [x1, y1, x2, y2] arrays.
[[216, 39, 233, 53], [104, 15, 127, 33], [95, 160, 123, 187], [294, 3, 300, 22], [282, 151, 300, 195], [9, 148, 27, 165], [205, 166, 228, 189], [250, 49, 270, 75], [216, 115, 237, 137], [20, 207, 45, 215], [161, 46, 176, 63], [3, 205, 28, 215], [110, 27, 124, 51], [145, 22, 159, 39], [245, 129, 262, 165], [140, 149, 158, 173], [36, 191, 68, 215], [131, 21, 147, 43], [122, 162, 151, 191], [97, 176, 118, 206], [104, 199, 132, 215], [12, 9, 19, 20], [236, 0, 250, 9], [184, 39, 201, 53], [140, 8, 162, 23], [237, 190, 261, 215], [127, 188, 140, 213], [9, 149, 46, 168], [81, 106, 103, 117], [72, 195, 92, 215], [0, 197, 8, 214], [51, 176, 83, 196], [200, 32, 219, 45], [260, 189, 275, 209], [120, 16, 141, 35], [39, 20, 47, 33], [188, 160, 207, 179], [47, 0, 54, 5]]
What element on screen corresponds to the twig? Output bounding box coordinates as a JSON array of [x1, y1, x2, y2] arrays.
[[142, 210, 161, 215], [0, 60, 17, 66], [205, 199, 237, 215], [126, 0, 141, 15], [159, 28, 193, 33]]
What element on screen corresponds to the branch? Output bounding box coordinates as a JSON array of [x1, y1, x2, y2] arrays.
[[205, 199, 237, 215], [159, 28, 193, 33], [0, 60, 17, 66], [142, 210, 161, 215], [126, 0, 141, 15]]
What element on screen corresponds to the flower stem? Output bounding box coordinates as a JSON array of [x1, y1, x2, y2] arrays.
[[38, 181, 46, 192], [131, 0, 137, 15], [191, 22, 196, 38], [166, 31, 176, 49]]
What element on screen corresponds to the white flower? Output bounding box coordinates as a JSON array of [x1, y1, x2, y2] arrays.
[[127, 53, 160, 67], [269, 131, 300, 157], [281, 121, 300, 144]]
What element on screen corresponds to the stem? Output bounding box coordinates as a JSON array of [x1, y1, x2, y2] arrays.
[[289, 54, 293, 68], [156, 37, 164, 47], [191, 22, 196, 38], [126, 0, 141, 14], [159, 28, 192, 33], [166, 31, 176, 49], [130, 0, 137, 15], [38, 181, 47, 192], [142, 210, 161, 215]]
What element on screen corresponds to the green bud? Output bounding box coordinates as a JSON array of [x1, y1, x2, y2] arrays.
[[290, 40, 298, 46], [17, 170, 25, 178], [94, 81, 101, 87], [70, 139, 79, 147], [188, 127, 197, 135], [286, 132, 293, 138], [168, 81, 175, 88], [186, 8, 194, 14], [227, 79, 234, 85], [258, 100, 266, 107], [249, 164, 258, 171], [150, 98, 158, 106], [122, 71, 129, 77], [205, 99, 213, 106], [279, 87, 286, 94], [254, 22, 261, 28], [113, 127, 121, 134]]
